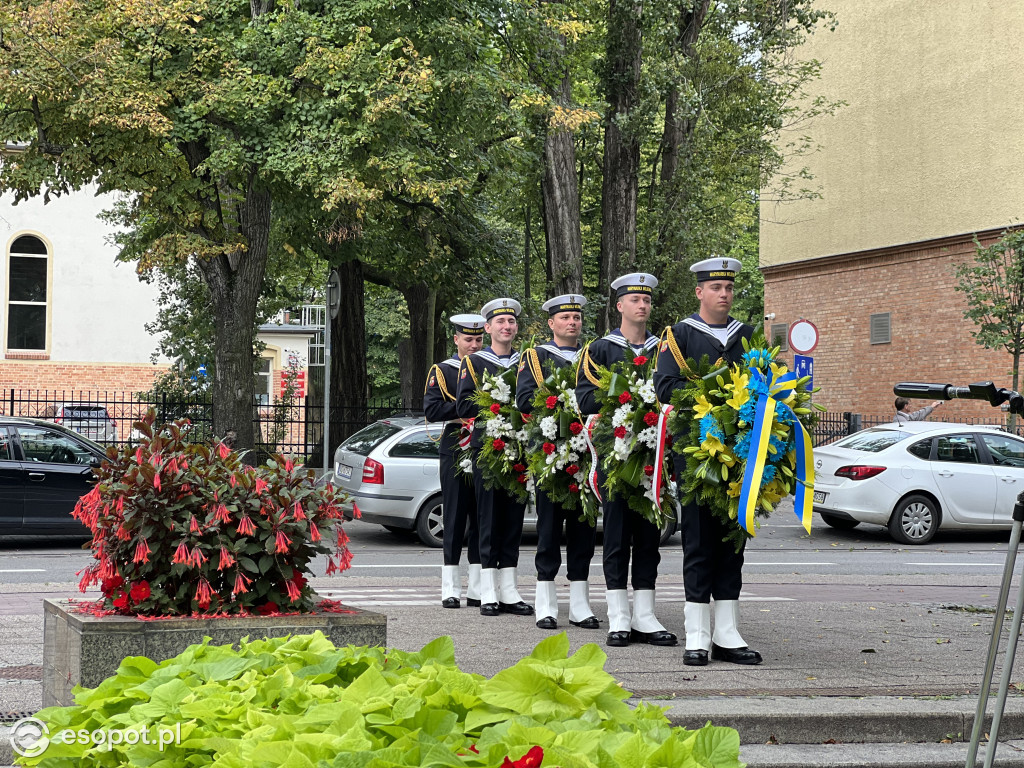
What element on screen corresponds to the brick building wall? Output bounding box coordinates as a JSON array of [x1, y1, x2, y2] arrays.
[[763, 228, 1018, 421], [0, 361, 169, 395]]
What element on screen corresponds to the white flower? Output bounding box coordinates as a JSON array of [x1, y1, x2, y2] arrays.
[[540, 416, 558, 440], [638, 381, 657, 404], [485, 417, 505, 437], [516, 429, 529, 443], [570, 435, 588, 452], [460, 458, 473, 473], [569, 391, 580, 413], [546, 453, 557, 465], [568, 452, 579, 462], [491, 379, 511, 404], [612, 404, 633, 428], [637, 426, 658, 449], [613, 437, 631, 462]]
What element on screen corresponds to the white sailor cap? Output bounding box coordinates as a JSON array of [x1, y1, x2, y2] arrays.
[[480, 298, 522, 321], [691, 257, 742, 283], [610, 272, 658, 298], [449, 313, 486, 336], [541, 294, 587, 315]]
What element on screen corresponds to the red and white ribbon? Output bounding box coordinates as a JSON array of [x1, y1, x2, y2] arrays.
[[584, 414, 603, 503], [653, 404, 674, 510], [459, 418, 474, 449]]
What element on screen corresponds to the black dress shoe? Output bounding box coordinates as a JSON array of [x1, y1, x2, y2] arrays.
[[629, 629, 678, 646], [606, 631, 631, 647], [569, 616, 600, 629], [441, 597, 460, 609], [536, 616, 558, 630], [711, 643, 763, 665], [683, 649, 709, 666], [466, 598, 481, 607], [480, 603, 500, 616], [498, 601, 534, 616]]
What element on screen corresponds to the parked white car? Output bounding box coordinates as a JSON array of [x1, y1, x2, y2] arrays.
[[813, 422, 1024, 544], [333, 416, 678, 547]]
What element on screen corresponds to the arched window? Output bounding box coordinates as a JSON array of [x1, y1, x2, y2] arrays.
[[7, 234, 49, 351]]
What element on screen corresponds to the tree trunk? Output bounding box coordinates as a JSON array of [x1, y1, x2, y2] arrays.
[[600, 0, 644, 332], [199, 180, 271, 454], [656, 0, 710, 260], [399, 282, 436, 409], [331, 257, 369, 446], [542, 78, 583, 295]]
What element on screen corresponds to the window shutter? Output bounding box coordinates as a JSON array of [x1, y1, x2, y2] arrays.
[[870, 312, 891, 345], [770, 323, 789, 352]]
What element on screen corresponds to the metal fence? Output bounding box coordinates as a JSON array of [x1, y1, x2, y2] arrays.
[[0, 390, 409, 462], [810, 411, 1024, 446]]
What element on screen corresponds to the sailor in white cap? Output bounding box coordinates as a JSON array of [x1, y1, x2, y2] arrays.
[[455, 298, 534, 617], [516, 293, 598, 631], [424, 313, 486, 609], [654, 256, 761, 666], [577, 273, 677, 648]]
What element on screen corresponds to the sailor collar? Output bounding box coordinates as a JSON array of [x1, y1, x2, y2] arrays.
[[681, 313, 744, 345], [605, 329, 659, 352], [440, 356, 461, 369], [538, 342, 582, 362], [477, 348, 520, 369]]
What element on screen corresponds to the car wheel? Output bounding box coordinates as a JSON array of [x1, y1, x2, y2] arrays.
[[820, 512, 860, 530], [658, 518, 677, 546], [888, 494, 940, 545], [415, 496, 444, 548]]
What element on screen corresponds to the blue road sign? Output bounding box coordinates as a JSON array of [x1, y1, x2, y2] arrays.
[[794, 355, 813, 390]]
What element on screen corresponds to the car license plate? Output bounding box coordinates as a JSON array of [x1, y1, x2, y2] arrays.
[[813, 491, 826, 504], [338, 464, 353, 480]]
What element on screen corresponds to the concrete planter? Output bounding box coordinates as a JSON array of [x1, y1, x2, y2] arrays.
[[42, 598, 387, 708]]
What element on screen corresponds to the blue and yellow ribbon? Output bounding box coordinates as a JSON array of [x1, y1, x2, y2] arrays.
[[737, 367, 814, 535]]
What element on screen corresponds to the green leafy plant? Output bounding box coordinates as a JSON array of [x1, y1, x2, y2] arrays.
[[467, 367, 531, 502], [18, 632, 741, 768], [74, 410, 351, 616]]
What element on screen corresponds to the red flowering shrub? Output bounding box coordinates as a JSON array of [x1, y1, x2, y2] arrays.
[[74, 411, 352, 616]]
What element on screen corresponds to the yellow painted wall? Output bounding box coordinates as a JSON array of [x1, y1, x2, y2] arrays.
[[761, 0, 1024, 266]]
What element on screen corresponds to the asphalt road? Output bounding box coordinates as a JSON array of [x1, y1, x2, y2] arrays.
[[0, 508, 1016, 607]]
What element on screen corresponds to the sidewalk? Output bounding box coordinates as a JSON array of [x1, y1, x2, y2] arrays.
[[3, 581, 1024, 766]]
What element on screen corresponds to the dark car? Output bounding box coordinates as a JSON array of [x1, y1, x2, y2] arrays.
[[0, 416, 107, 535]]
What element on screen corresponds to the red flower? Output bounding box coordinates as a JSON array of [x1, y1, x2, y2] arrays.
[[285, 459, 294, 472], [189, 515, 200, 533], [216, 442, 230, 459], [214, 503, 232, 524], [275, 530, 291, 554], [492, 438, 506, 452], [129, 581, 150, 603], [190, 547, 208, 568], [513, 463, 527, 472], [285, 579, 301, 602], [517, 474, 528, 483], [565, 464, 580, 475], [195, 579, 212, 609], [545, 395, 559, 409], [613, 425, 628, 439], [254, 477, 268, 494], [101, 575, 124, 596], [134, 447, 143, 464], [132, 539, 151, 564], [618, 391, 632, 404], [309, 521, 321, 542], [633, 355, 648, 366], [569, 482, 580, 493], [112, 590, 129, 610], [666, 434, 674, 448], [569, 421, 583, 435], [644, 464, 655, 477], [233, 572, 251, 595], [502, 746, 544, 768], [292, 501, 306, 521], [218, 546, 236, 571], [172, 542, 190, 565], [542, 442, 556, 455], [521, 413, 531, 421], [644, 411, 659, 426], [490, 403, 502, 414], [237, 515, 256, 536], [153, 472, 161, 491], [257, 601, 279, 616]]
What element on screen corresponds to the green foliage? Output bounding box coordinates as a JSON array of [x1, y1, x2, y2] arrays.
[[468, 367, 531, 502], [73, 411, 351, 616], [954, 228, 1024, 392], [20, 632, 740, 768]]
